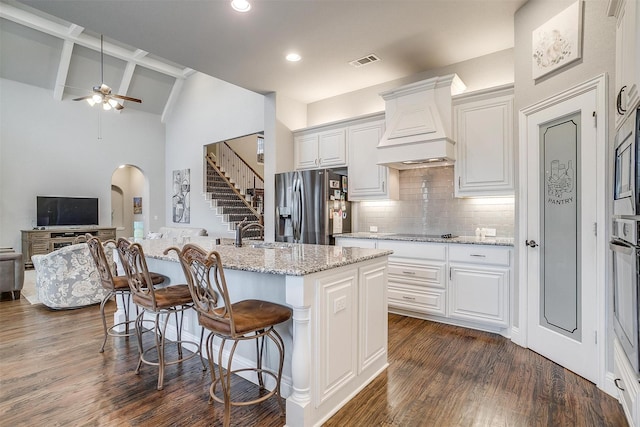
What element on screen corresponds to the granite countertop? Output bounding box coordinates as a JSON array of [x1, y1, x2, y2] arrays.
[[336, 232, 515, 247], [135, 237, 392, 276]]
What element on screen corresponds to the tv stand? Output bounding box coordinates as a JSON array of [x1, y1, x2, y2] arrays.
[[21, 227, 117, 269]]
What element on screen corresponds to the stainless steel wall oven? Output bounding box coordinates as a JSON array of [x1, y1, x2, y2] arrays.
[[612, 218, 640, 372], [613, 108, 640, 216]]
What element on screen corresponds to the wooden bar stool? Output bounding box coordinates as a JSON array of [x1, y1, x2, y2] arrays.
[[116, 238, 206, 390], [167, 243, 292, 427]]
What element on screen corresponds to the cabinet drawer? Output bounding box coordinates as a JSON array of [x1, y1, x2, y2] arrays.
[[377, 241, 446, 261], [388, 285, 446, 316], [449, 245, 510, 266], [31, 242, 49, 252], [388, 261, 445, 289]]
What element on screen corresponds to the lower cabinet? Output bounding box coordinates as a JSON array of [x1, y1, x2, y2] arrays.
[[377, 240, 447, 317], [337, 237, 513, 334], [448, 244, 511, 328], [614, 337, 640, 427]]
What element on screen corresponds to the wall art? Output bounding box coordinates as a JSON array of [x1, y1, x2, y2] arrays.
[[172, 168, 190, 223], [532, 1, 582, 80], [133, 197, 142, 214]]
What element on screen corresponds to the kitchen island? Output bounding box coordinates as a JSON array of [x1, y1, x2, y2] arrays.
[[115, 237, 391, 427]]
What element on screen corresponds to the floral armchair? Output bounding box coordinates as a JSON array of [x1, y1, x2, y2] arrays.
[[32, 243, 113, 309]]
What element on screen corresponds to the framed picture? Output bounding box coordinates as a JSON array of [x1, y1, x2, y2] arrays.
[[133, 197, 142, 214], [532, 1, 583, 80], [172, 168, 190, 223]]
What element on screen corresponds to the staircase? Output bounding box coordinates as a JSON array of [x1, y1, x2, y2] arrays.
[[205, 148, 263, 239]]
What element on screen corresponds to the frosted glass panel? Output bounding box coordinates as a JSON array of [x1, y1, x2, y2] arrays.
[[540, 113, 581, 341]]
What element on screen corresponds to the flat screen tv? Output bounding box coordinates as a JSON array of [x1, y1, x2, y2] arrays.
[[37, 196, 99, 227]]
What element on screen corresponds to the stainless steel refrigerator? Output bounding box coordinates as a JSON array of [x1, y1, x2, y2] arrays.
[[275, 169, 351, 244]]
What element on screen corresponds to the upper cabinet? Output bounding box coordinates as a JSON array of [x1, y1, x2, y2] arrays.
[[453, 85, 514, 197], [293, 113, 399, 200], [610, 0, 640, 128], [348, 116, 399, 200], [294, 127, 347, 170]]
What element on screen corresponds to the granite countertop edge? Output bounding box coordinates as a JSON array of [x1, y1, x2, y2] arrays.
[[336, 232, 515, 247], [138, 238, 393, 276]]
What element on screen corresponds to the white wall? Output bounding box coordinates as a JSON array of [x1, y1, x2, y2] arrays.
[[164, 72, 265, 238], [0, 78, 166, 251]]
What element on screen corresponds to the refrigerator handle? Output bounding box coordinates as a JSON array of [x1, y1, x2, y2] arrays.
[[292, 173, 301, 242]]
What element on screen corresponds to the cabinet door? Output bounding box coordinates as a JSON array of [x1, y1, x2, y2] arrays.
[[454, 92, 514, 197], [347, 120, 398, 200], [318, 128, 347, 167], [614, 0, 639, 128], [449, 265, 509, 327], [294, 133, 319, 170], [358, 261, 388, 373]]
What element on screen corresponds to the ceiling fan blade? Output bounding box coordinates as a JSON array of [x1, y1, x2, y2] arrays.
[[111, 94, 142, 103], [73, 95, 92, 101]]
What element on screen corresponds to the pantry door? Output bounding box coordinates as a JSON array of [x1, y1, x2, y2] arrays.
[[519, 76, 605, 384]]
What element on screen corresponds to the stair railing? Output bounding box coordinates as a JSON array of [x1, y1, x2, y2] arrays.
[[205, 153, 262, 223], [217, 142, 264, 196]]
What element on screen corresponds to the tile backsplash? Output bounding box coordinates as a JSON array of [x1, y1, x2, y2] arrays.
[[353, 166, 515, 237]]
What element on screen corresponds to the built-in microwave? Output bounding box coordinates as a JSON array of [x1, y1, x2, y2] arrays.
[[614, 108, 640, 217]]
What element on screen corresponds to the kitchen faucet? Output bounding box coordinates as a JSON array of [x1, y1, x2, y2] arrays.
[[235, 217, 265, 247]]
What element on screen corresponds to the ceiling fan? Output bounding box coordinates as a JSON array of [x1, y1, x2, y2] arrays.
[[73, 35, 142, 111]]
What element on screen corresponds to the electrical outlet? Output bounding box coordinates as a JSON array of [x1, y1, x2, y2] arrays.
[[485, 228, 497, 237], [369, 225, 378, 232]]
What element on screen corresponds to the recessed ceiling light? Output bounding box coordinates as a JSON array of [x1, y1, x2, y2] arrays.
[[231, 0, 251, 12], [286, 53, 302, 62]]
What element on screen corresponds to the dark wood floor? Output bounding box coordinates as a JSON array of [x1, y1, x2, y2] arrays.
[[0, 297, 627, 426]]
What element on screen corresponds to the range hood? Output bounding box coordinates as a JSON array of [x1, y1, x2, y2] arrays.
[[377, 74, 466, 169]]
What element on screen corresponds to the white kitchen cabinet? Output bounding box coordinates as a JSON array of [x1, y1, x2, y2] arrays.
[[377, 240, 447, 317], [453, 85, 514, 197], [294, 127, 347, 170], [610, 0, 640, 128], [614, 337, 640, 427], [347, 118, 399, 200], [314, 258, 388, 406], [448, 244, 511, 328]]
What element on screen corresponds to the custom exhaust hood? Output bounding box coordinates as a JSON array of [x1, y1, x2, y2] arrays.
[[377, 74, 466, 169]]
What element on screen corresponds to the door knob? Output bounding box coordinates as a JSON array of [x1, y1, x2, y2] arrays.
[[525, 239, 539, 248]]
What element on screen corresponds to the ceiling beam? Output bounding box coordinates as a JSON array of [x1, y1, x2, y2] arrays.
[[161, 68, 195, 123], [0, 2, 189, 79], [53, 39, 74, 101]]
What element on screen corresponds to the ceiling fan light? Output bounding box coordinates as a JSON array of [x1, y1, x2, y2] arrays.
[[108, 98, 119, 108], [231, 0, 251, 12], [102, 102, 112, 111], [86, 98, 96, 107], [92, 93, 103, 103]]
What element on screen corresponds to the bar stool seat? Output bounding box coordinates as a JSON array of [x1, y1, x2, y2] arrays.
[[199, 299, 292, 335]]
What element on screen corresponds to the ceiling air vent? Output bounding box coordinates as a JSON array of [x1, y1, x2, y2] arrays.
[[349, 54, 381, 68]]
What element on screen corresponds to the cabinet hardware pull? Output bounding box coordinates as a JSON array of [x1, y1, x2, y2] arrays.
[[402, 296, 416, 301], [617, 86, 627, 115], [402, 271, 416, 275], [470, 254, 486, 257], [614, 378, 625, 391]]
